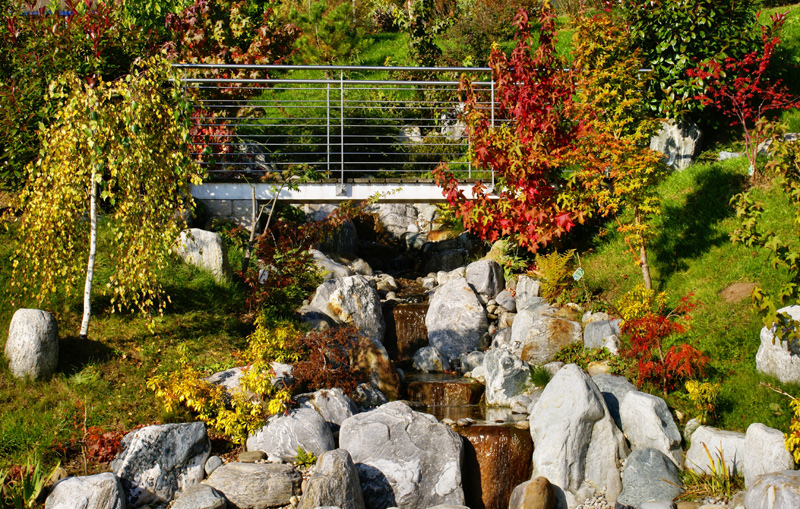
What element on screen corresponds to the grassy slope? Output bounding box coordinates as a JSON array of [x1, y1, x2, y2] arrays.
[[0, 222, 249, 472], [580, 155, 800, 431]]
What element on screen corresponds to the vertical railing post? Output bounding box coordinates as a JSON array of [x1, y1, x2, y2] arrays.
[[339, 70, 345, 195], [490, 76, 496, 190], [326, 82, 331, 176]]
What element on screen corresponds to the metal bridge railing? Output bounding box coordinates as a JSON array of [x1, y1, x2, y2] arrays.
[[173, 64, 497, 189]]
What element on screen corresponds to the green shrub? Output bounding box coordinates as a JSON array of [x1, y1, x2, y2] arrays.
[[625, 0, 760, 121]]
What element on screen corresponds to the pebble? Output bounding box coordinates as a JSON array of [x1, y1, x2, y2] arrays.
[[457, 418, 474, 427], [575, 492, 612, 509], [514, 421, 530, 430], [442, 418, 455, 426]]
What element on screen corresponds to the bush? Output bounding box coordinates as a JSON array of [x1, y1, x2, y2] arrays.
[[619, 295, 708, 394], [441, 0, 538, 65], [292, 325, 368, 394], [625, 0, 760, 121]]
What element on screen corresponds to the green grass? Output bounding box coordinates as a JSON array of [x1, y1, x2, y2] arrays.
[[580, 155, 800, 431], [0, 222, 250, 473]]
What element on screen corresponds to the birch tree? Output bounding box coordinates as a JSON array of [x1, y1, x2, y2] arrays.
[[10, 56, 203, 338]]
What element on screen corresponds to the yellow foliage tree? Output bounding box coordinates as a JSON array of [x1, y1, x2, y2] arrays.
[[10, 56, 203, 338]]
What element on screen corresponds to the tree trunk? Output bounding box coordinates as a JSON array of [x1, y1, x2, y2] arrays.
[[635, 208, 653, 290], [80, 179, 98, 339]]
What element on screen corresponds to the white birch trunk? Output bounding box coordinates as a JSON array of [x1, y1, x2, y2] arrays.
[[80, 178, 98, 338]]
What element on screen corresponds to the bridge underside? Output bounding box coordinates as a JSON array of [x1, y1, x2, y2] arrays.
[[192, 179, 492, 204]]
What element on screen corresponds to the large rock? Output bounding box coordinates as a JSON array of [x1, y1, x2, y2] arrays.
[[756, 305, 800, 383], [620, 390, 683, 467], [483, 348, 531, 407], [685, 426, 745, 475], [583, 319, 621, 355], [616, 448, 683, 509], [369, 204, 420, 239], [110, 422, 210, 507], [508, 477, 555, 509], [5, 308, 58, 380], [744, 423, 794, 488], [592, 374, 636, 432], [175, 228, 230, 282], [171, 483, 226, 509], [744, 470, 800, 509], [203, 462, 302, 509], [311, 276, 386, 345], [426, 276, 489, 362], [246, 407, 335, 462], [509, 303, 582, 365], [465, 260, 504, 304], [350, 336, 401, 400], [649, 118, 702, 170], [412, 346, 450, 373], [311, 249, 354, 279], [529, 364, 628, 504], [46, 473, 125, 509], [297, 388, 358, 433], [339, 401, 465, 509], [298, 449, 364, 509], [319, 220, 358, 256], [515, 276, 541, 311]]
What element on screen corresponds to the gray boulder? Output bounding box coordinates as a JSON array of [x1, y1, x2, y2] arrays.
[[298, 449, 364, 509], [620, 390, 683, 467], [297, 388, 358, 433], [310, 276, 385, 345], [46, 473, 125, 509], [460, 351, 485, 373], [756, 305, 800, 383], [583, 319, 621, 355], [745, 470, 800, 509], [426, 276, 489, 362], [311, 249, 353, 279], [617, 448, 683, 509], [465, 260, 504, 304], [649, 118, 702, 170], [515, 276, 541, 310], [369, 203, 419, 239], [339, 401, 465, 509], [246, 407, 335, 462], [483, 348, 531, 407], [592, 374, 636, 432], [110, 422, 210, 507], [171, 484, 226, 509], [175, 228, 230, 282], [744, 423, 794, 488], [204, 462, 302, 509], [685, 426, 745, 475], [529, 364, 628, 503], [5, 308, 58, 380], [412, 346, 450, 373], [350, 382, 387, 410], [495, 290, 516, 313], [509, 303, 582, 365], [319, 220, 358, 256]]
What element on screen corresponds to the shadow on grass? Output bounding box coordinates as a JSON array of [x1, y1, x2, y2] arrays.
[[57, 335, 116, 376], [650, 164, 747, 285]]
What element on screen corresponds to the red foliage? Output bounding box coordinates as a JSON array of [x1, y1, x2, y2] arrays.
[[620, 296, 708, 393], [83, 426, 123, 464], [687, 13, 799, 175], [188, 108, 233, 170], [291, 325, 367, 394], [434, 6, 592, 252], [164, 0, 299, 98]]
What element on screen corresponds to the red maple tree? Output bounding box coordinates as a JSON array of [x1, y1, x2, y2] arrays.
[[688, 12, 799, 177]]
